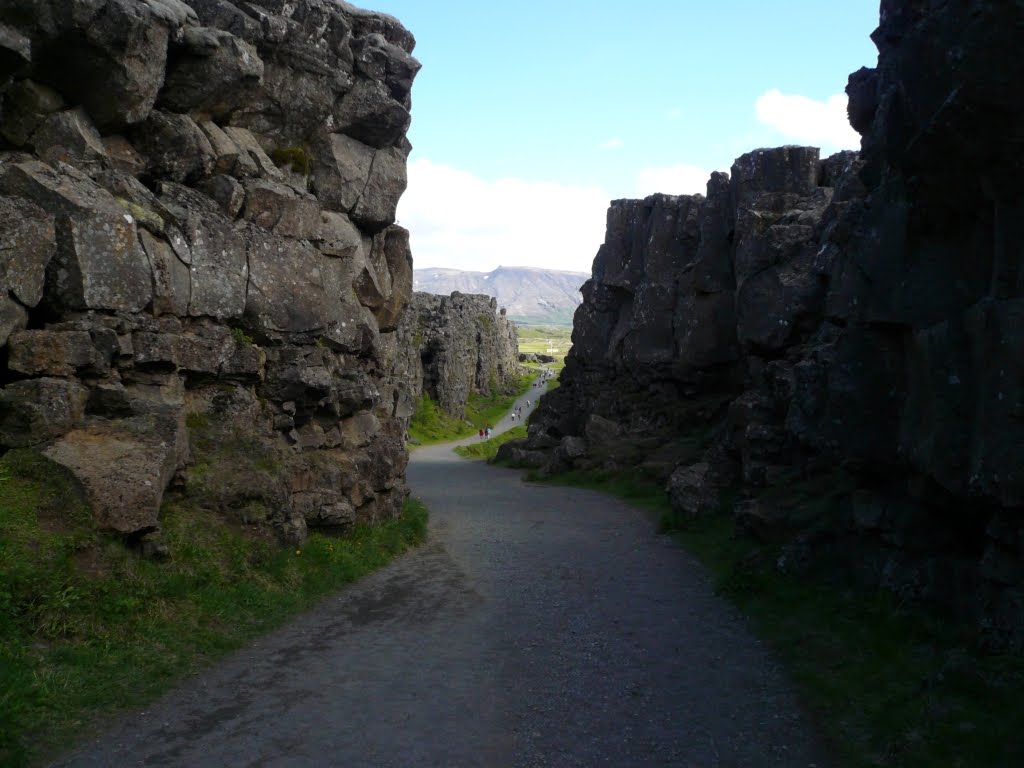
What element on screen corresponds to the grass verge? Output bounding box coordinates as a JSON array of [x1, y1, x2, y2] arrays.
[[408, 373, 533, 446], [454, 425, 527, 460], [528, 465, 1024, 768], [0, 449, 428, 767]]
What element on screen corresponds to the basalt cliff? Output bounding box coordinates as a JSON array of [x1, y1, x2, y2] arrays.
[[0, 0, 420, 547], [397, 290, 520, 419], [517, 1, 1024, 650]]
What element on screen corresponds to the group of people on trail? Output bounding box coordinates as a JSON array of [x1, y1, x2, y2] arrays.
[[533, 370, 555, 389], [478, 426, 492, 440]]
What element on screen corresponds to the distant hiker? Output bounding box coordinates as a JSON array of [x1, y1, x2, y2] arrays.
[[479, 428, 484, 440]]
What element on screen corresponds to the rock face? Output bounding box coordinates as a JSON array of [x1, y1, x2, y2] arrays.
[[396, 291, 521, 418], [521, 2, 1024, 650], [0, 0, 420, 546]]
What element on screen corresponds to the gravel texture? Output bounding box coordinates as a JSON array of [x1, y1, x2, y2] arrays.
[[54, 387, 831, 767]]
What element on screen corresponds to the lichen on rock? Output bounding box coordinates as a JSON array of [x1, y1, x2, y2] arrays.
[[0, 0, 421, 549]]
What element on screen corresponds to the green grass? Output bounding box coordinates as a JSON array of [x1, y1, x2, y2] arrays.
[[529, 465, 1024, 768], [517, 325, 572, 358], [0, 449, 428, 767], [408, 373, 533, 446], [454, 425, 527, 460]]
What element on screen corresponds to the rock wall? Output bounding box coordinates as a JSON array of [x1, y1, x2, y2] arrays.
[[520, 0, 1024, 650], [0, 0, 420, 547], [397, 290, 520, 418]]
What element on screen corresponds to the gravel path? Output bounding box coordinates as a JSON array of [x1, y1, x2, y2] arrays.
[[54, 383, 831, 767]]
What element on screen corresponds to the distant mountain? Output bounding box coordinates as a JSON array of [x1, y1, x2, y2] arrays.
[[413, 266, 588, 326]]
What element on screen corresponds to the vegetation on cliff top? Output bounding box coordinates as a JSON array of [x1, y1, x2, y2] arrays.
[[525, 466, 1024, 768], [0, 449, 428, 767]]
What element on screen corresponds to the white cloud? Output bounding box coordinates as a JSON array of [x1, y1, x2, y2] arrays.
[[598, 137, 624, 150], [754, 89, 860, 151], [633, 164, 711, 198], [396, 158, 609, 273]]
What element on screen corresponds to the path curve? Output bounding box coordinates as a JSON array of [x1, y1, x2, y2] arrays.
[[54, 383, 831, 767]]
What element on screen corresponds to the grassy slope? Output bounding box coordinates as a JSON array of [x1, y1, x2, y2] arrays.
[[0, 449, 428, 767], [523, 466, 1024, 768], [454, 425, 527, 460], [408, 373, 533, 446]]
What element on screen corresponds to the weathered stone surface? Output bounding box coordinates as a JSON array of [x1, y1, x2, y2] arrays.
[[313, 133, 406, 231], [198, 173, 245, 218], [317, 210, 362, 258], [0, 195, 55, 307], [31, 107, 108, 170], [360, 225, 412, 332], [1, 79, 64, 146], [0, 160, 153, 312], [43, 417, 182, 534], [334, 78, 410, 149], [0, 296, 27, 346], [101, 135, 147, 175], [241, 179, 320, 238], [13, 0, 178, 129], [159, 27, 263, 118], [7, 330, 100, 376], [130, 111, 215, 184], [0, 377, 88, 447], [222, 126, 281, 179], [396, 291, 521, 419], [0, 0, 420, 547], [0, 22, 31, 81], [245, 234, 329, 334], [199, 120, 248, 176], [157, 182, 247, 319]]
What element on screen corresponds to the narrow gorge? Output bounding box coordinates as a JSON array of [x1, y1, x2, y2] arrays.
[[512, 1, 1024, 651]]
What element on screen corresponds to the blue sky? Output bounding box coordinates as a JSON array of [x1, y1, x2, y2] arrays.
[[370, 0, 881, 274]]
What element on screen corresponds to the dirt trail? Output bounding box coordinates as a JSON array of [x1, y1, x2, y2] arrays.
[[54, 384, 830, 767]]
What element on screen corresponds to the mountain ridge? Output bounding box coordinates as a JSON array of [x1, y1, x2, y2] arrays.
[[413, 265, 588, 326]]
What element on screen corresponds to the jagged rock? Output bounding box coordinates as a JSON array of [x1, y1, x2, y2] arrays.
[[131, 111, 216, 184], [222, 126, 281, 179], [0, 160, 153, 312], [317, 210, 362, 258], [494, 439, 547, 469], [0, 195, 55, 308], [312, 133, 406, 232], [157, 182, 247, 319], [31, 107, 108, 170], [0, 79, 64, 146], [198, 174, 245, 218], [241, 179, 320, 238], [0, 0, 421, 547], [334, 78, 411, 149], [396, 291, 521, 419], [7, 329, 101, 376], [159, 26, 263, 118], [524, 1, 1024, 651], [0, 297, 26, 346], [0, 22, 31, 81], [43, 416, 183, 535], [10, 0, 178, 129], [0, 377, 89, 448]]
